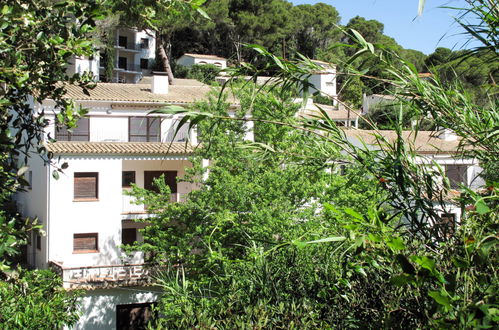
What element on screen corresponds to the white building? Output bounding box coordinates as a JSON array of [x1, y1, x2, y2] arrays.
[[15, 74, 230, 329], [344, 128, 484, 229], [177, 53, 228, 69], [308, 60, 338, 104], [296, 98, 360, 128]]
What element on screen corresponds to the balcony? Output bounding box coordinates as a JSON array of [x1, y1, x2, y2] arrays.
[[49, 261, 160, 289], [115, 63, 142, 73], [115, 41, 141, 52], [122, 192, 188, 214]]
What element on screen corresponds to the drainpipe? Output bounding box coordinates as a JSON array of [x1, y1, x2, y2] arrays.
[[45, 160, 51, 269]]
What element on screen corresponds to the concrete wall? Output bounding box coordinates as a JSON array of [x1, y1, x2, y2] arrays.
[[67, 286, 161, 330], [309, 72, 337, 101]]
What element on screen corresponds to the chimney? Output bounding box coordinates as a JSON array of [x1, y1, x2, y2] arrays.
[[151, 71, 169, 94], [438, 128, 457, 141]]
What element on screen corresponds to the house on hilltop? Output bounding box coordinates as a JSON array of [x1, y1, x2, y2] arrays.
[[177, 53, 228, 69]]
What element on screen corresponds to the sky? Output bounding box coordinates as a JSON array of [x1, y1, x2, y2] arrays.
[[290, 0, 472, 54]]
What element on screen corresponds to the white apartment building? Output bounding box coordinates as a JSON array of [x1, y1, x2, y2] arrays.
[[15, 74, 227, 329], [67, 28, 156, 84]]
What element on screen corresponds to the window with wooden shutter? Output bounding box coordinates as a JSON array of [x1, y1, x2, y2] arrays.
[[55, 117, 90, 141], [122, 228, 137, 245], [144, 171, 177, 193], [74, 172, 98, 200], [129, 117, 161, 142], [73, 233, 98, 253]]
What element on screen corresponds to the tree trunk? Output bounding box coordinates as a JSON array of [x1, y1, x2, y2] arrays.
[[157, 33, 174, 85]]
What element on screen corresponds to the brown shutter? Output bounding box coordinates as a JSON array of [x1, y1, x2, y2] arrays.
[[122, 228, 137, 245], [144, 171, 177, 193], [74, 173, 98, 199], [73, 233, 98, 252]]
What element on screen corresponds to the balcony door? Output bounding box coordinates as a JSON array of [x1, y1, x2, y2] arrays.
[[144, 171, 177, 193]]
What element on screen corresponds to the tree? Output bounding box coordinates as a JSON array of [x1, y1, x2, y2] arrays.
[[0, 0, 106, 326]]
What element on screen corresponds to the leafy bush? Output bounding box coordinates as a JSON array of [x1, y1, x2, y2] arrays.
[[174, 64, 221, 84]]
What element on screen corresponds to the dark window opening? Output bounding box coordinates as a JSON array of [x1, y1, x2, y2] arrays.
[[74, 172, 98, 200], [140, 38, 149, 49], [118, 57, 127, 70], [55, 117, 90, 141], [116, 303, 155, 330], [122, 171, 136, 188], [446, 165, 468, 189], [73, 233, 98, 253], [129, 117, 161, 142], [36, 234, 41, 250], [118, 36, 127, 48], [122, 228, 137, 246], [140, 58, 149, 69], [144, 171, 177, 194]]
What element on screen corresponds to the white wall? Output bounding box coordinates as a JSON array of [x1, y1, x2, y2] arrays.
[[67, 57, 100, 81], [309, 72, 337, 101], [177, 56, 227, 69], [90, 116, 129, 142], [15, 152, 49, 268], [48, 156, 123, 267], [67, 287, 161, 330]]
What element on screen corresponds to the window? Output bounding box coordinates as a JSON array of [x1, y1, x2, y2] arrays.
[[122, 228, 137, 245], [144, 171, 177, 193], [118, 57, 127, 70], [198, 61, 207, 65], [73, 233, 98, 253], [118, 36, 127, 48], [116, 303, 154, 330], [140, 58, 149, 69], [214, 62, 222, 67], [74, 172, 98, 200], [55, 117, 90, 141], [122, 171, 136, 188], [36, 234, 41, 250], [140, 38, 149, 49], [129, 117, 161, 142], [446, 165, 468, 189], [437, 213, 456, 237]]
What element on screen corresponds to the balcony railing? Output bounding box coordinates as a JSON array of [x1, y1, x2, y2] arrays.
[[116, 63, 142, 73], [49, 261, 159, 289], [116, 41, 140, 51], [122, 192, 188, 214]]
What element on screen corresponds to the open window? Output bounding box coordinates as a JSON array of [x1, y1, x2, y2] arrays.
[[144, 171, 177, 194]]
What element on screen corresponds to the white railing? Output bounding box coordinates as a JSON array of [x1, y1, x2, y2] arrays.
[[49, 261, 159, 289], [122, 192, 188, 214]]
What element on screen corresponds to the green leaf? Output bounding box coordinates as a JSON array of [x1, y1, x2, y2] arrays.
[[386, 237, 405, 251], [344, 208, 363, 221], [411, 255, 436, 272], [428, 290, 451, 309], [475, 199, 490, 215], [390, 274, 414, 286], [304, 236, 347, 244]]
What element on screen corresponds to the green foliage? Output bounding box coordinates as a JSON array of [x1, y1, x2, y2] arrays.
[[181, 63, 221, 84], [0, 268, 82, 329]]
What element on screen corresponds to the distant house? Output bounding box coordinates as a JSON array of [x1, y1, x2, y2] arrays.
[[307, 60, 338, 104], [296, 98, 360, 128], [362, 94, 399, 115], [177, 53, 228, 69], [344, 128, 484, 229]]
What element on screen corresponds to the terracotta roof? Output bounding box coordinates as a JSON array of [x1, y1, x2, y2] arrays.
[[138, 77, 206, 87], [298, 103, 360, 120], [45, 141, 194, 155], [182, 53, 226, 61], [343, 129, 470, 154], [62, 82, 212, 104]]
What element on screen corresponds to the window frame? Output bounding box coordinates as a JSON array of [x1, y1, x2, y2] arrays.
[[74, 172, 99, 201], [122, 171, 136, 188], [55, 117, 90, 142], [73, 233, 99, 253], [140, 38, 149, 49], [128, 117, 161, 142]]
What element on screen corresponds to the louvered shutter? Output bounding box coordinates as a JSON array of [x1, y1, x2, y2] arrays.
[[74, 173, 98, 199], [73, 233, 98, 252]]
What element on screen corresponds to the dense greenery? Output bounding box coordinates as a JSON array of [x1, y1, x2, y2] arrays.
[[126, 1, 498, 328], [0, 0, 106, 327]]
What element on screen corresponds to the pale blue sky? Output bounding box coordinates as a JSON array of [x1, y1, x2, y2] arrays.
[[290, 0, 471, 54]]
